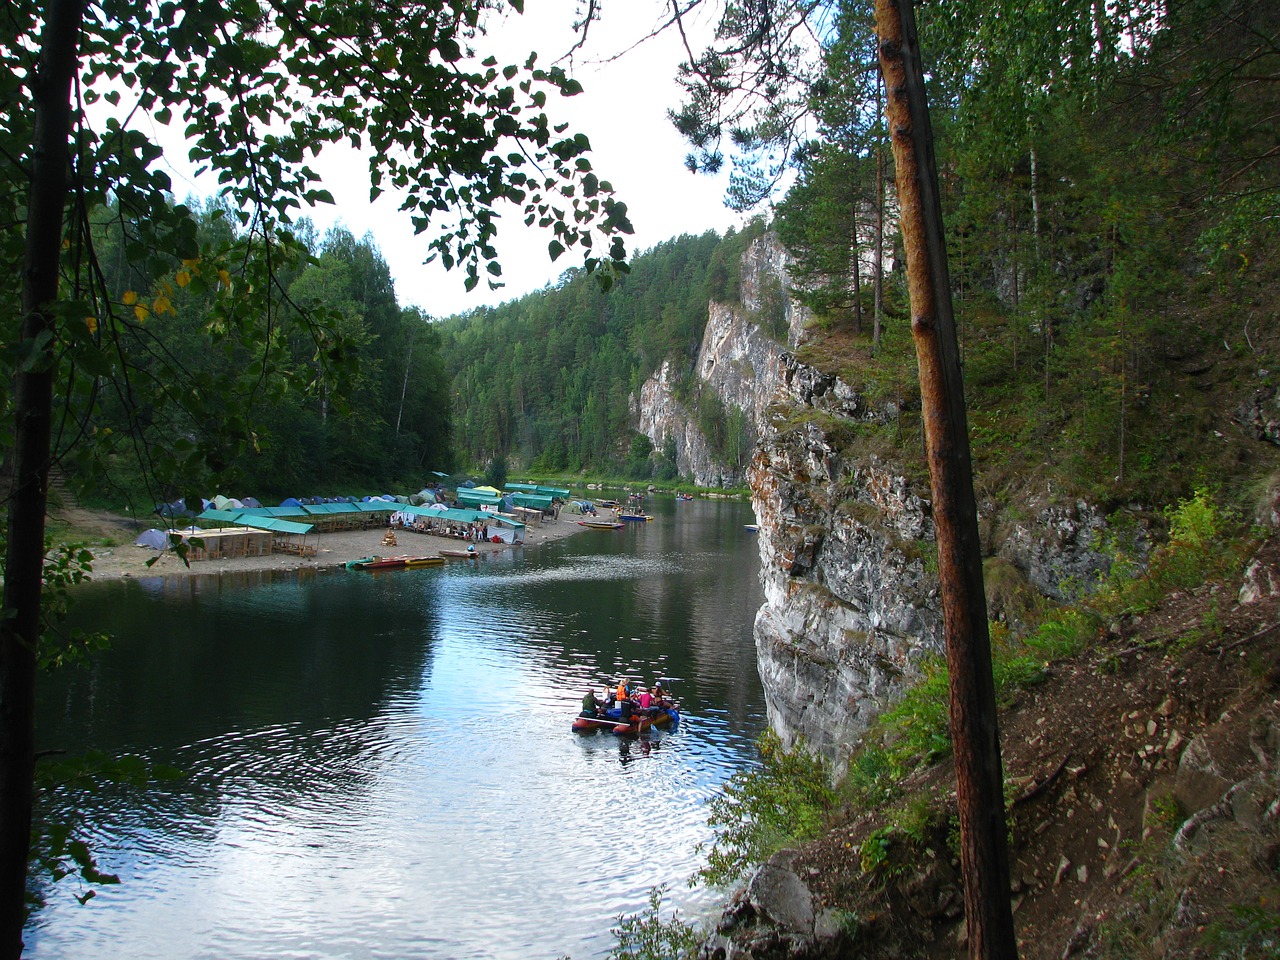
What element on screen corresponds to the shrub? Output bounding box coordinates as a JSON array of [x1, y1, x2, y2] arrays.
[[697, 731, 835, 888]]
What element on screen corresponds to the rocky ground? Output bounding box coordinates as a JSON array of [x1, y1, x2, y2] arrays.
[[704, 538, 1280, 960], [45, 499, 590, 582]]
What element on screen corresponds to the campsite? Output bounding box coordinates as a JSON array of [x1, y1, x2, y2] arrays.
[[73, 485, 593, 582]]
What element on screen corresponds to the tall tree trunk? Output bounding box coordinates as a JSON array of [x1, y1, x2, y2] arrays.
[[874, 80, 885, 354], [2, 1, 87, 954], [851, 242, 864, 334], [1029, 145, 1041, 258], [874, 1, 1019, 958], [395, 331, 415, 439]]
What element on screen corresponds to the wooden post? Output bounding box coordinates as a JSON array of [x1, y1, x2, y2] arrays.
[[873, 0, 1020, 957]]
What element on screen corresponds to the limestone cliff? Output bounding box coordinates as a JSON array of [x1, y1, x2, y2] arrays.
[[634, 234, 803, 487], [745, 356, 1134, 762], [748, 357, 945, 759], [637, 233, 1127, 764]]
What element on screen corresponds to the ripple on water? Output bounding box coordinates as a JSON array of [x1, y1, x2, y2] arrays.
[[28, 501, 767, 960]]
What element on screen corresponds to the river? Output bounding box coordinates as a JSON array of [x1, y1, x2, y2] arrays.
[[26, 496, 767, 959]]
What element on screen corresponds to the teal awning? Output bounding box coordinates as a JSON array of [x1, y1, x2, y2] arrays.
[[196, 509, 313, 535], [511, 493, 553, 510], [398, 506, 523, 528], [245, 517, 313, 534], [456, 489, 502, 506], [300, 502, 361, 515]]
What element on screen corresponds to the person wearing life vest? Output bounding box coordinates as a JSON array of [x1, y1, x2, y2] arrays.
[[616, 678, 633, 721]]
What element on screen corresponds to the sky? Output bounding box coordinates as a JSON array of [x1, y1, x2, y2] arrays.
[[159, 1, 749, 318]]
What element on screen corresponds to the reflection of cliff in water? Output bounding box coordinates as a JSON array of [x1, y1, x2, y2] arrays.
[[628, 499, 764, 734]]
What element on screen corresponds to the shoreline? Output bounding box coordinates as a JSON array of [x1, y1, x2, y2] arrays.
[[80, 516, 591, 583]]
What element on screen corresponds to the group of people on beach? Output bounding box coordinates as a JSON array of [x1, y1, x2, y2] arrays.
[[580, 678, 673, 722]]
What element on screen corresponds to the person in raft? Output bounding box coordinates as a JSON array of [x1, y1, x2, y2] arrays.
[[615, 678, 634, 721], [581, 688, 602, 717], [635, 687, 662, 719]]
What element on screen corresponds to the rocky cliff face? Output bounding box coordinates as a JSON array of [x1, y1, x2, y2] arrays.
[[635, 234, 804, 487], [748, 357, 945, 760], [746, 354, 1139, 762], [638, 234, 1128, 762]]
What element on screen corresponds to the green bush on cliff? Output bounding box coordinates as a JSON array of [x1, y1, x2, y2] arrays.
[[696, 730, 835, 888]]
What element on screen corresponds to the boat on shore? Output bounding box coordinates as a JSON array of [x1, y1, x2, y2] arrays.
[[577, 519, 623, 530], [439, 548, 480, 559], [348, 555, 444, 570], [572, 705, 680, 735]]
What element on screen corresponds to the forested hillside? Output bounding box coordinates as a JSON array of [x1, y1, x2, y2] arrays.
[[70, 202, 454, 504], [695, 0, 1280, 515], [436, 223, 771, 477]]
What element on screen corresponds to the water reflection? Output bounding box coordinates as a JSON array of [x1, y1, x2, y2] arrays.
[[28, 498, 766, 959]]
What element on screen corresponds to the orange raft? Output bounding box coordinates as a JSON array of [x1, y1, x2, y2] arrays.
[[572, 705, 680, 736]]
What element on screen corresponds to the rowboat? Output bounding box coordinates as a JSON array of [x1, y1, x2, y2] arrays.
[[619, 513, 654, 522], [348, 555, 444, 570], [439, 548, 479, 559], [572, 705, 680, 735], [577, 519, 623, 530]]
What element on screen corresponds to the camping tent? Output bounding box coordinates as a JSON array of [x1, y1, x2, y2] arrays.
[[134, 528, 169, 550]]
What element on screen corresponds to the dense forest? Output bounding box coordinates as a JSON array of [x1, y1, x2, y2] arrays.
[[436, 223, 769, 478], [434, 0, 1279, 511], [767, 0, 1279, 510], [54, 0, 1279, 520], [61, 202, 455, 505]]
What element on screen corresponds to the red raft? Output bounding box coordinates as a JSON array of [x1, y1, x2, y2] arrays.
[[572, 705, 679, 736]]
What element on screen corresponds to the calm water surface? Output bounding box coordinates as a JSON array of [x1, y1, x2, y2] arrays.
[[27, 498, 766, 959]]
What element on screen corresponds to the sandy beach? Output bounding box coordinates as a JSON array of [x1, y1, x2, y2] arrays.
[[76, 514, 591, 583]]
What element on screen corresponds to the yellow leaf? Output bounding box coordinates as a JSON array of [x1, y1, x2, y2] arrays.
[[122, 290, 138, 305], [153, 295, 172, 315], [175, 270, 191, 287], [133, 304, 149, 322], [218, 269, 231, 286], [84, 316, 98, 334]]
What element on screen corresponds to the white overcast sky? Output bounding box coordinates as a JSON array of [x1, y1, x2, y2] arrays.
[[158, 1, 748, 318]]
